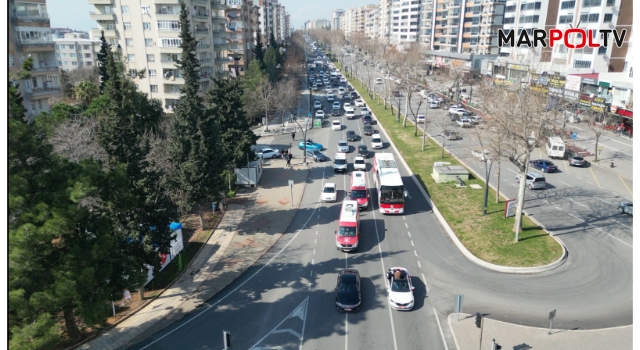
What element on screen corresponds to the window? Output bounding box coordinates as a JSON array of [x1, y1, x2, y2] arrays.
[[59, 44, 65, 49], [520, 2, 542, 10], [58, 60, 62, 66], [150, 84, 158, 92], [149, 69, 157, 77], [504, 17, 515, 24], [72, 61, 77, 66], [559, 15, 573, 24], [143, 22, 151, 30], [56, 53, 60, 58], [128, 54, 135, 62], [121, 5, 129, 14], [573, 59, 592, 68], [85, 53, 91, 58], [582, 0, 601, 7], [598, 46, 607, 54], [145, 38, 153, 46], [70, 53, 76, 58], [9, 55, 15, 66], [160, 38, 182, 47], [83, 45, 90, 50], [629, 67, 633, 78], [124, 22, 132, 30], [603, 14, 613, 22], [126, 38, 134, 46], [141, 6, 150, 14], [606, 0, 615, 6], [86, 61, 92, 66], [61, 53, 67, 58], [157, 20, 180, 31], [561, 1, 576, 9], [147, 54, 155, 62], [129, 69, 137, 77], [69, 45, 75, 49]]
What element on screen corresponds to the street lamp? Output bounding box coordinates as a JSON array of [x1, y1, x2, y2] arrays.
[[482, 158, 494, 216]]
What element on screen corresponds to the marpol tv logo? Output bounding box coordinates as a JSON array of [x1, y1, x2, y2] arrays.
[[498, 22, 627, 49]]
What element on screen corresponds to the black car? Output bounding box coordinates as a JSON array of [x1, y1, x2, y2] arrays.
[[362, 115, 373, 125], [363, 125, 374, 135], [335, 269, 361, 312], [331, 107, 341, 116], [346, 130, 358, 141], [306, 149, 327, 162], [332, 80, 340, 86], [358, 144, 369, 157], [350, 92, 359, 99]]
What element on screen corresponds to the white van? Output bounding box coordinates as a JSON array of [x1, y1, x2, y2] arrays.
[[545, 137, 565, 159]]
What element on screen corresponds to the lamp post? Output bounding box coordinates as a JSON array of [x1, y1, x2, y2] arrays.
[[482, 158, 494, 215]]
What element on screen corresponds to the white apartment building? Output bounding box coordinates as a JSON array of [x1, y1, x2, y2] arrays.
[[9, 0, 62, 119], [54, 33, 100, 71], [379, 0, 392, 44], [365, 7, 381, 40], [499, 0, 551, 58], [340, 5, 378, 37], [389, 0, 423, 46], [87, 0, 257, 112], [332, 9, 345, 31]]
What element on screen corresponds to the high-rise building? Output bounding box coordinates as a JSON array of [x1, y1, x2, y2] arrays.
[[365, 7, 381, 40], [340, 5, 379, 37], [332, 9, 345, 31], [54, 32, 100, 71], [86, 0, 257, 112], [9, 0, 62, 120], [388, 0, 424, 45]]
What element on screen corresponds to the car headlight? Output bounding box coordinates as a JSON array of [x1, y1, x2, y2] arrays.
[[352, 241, 358, 248]]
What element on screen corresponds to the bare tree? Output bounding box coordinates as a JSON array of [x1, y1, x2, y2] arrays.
[[275, 77, 300, 126], [49, 115, 107, 162], [478, 82, 553, 242], [248, 77, 279, 131], [583, 111, 610, 163]]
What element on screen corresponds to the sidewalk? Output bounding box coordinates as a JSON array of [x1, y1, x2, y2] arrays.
[[449, 313, 632, 350], [79, 160, 309, 350]]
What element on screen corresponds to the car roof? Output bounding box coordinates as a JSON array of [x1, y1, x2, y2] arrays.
[[325, 182, 336, 187], [355, 156, 364, 161], [339, 269, 359, 281], [359, 144, 367, 149], [347, 130, 355, 133], [338, 140, 348, 143]]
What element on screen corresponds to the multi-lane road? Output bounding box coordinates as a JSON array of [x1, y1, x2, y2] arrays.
[[129, 57, 632, 350]]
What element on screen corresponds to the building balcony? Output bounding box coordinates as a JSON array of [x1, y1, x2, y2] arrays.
[[10, 11, 50, 23], [89, 12, 115, 21], [192, 12, 209, 19], [436, 15, 443, 21], [26, 85, 62, 98], [192, 0, 208, 4], [465, 12, 475, 18], [159, 45, 182, 53], [225, 4, 242, 10], [196, 44, 211, 50], [194, 28, 210, 35], [163, 75, 185, 84], [156, 10, 179, 19], [462, 32, 472, 38], [211, 0, 226, 10], [215, 57, 230, 64], [92, 28, 118, 38], [160, 60, 179, 68], [16, 39, 55, 51], [212, 27, 226, 33], [213, 42, 228, 50], [481, 12, 495, 17], [480, 22, 495, 26], [217, 70, 229, 78], [31, 61, 58, 74], [153, 0, 181, 4], [462, 42, 471, 48], [212, 13, 227, 22], [87, 0, 114, 4]]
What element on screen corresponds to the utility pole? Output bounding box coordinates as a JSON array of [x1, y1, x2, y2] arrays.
[[483, 159, 493, 215]]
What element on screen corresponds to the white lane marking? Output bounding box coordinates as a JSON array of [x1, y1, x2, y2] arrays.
[[575, 176, 582, 180], [417, 261, 421, 268], [312, 259, 314, 265], [558, 180, 572, 187], [139, 180, 325, 349], [595, 197, 612, 205], [414, 250, 418, 257], [316, 230, 318, 235], [310, 270, 313, 277], [411, 240, 414, 247], [615, 220, 632, 229], [612, 191, 619, 196], [405, 223, 409, 228], [308, 282, 311, 290], [555, 206, 562, 210], [433, 307, 449, 350], [507, 168, 518, 174], [567, 213, 633, 248], [407, 231, 411, 237], [403, 216, 406, 221], [422, 273, 428, 293], [568, 198, 589, 209], [585, 181, 593, 185], [314, 239, 317, 244], [313, 249, 316, 255], [345, 312, 348, 350]]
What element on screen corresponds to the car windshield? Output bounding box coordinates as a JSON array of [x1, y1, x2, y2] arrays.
[[338, 226, 357, 236], [339, 142, 348, 146], [391, 279, 411, 292], [545, 161, 556, 166], [573, 157, 584, 161], [359, 146, 367, 151], [351, 190, 367, 198], [380, 186, 404, 204], [335, 159, 347, 165], [338, 282, 357, 294], [323, 186, 335, 193], [355, 159, 365, 164]]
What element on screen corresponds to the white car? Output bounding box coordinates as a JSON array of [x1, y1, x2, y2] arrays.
[[326, 88, 334, 94], [371, 135, 383, 149], [316, 110, 326, 118], [327, 94, 335, 102], [354, 99, 365, 107], [332, 101, 341, 109], [340, 78, 347, 83], [322, 183, 337, 202], [338, 87, 345, 94], [386, 267, 415, 311], [360, 106, 370, 115], [337, 140, 349, 153], [353, 157, 366, 171], [345, 110, 356, 119], [344, 104, 355, 113], [416, 115, 425, 123], [313, 100, 322, 110], [457, 117, 473, 128], [257, 148, 280, 159], [375, 78, 383, 84], [332, 120, 342, 131]]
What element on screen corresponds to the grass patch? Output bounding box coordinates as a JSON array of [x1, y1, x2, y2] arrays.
[[335, 63, 563, 267]]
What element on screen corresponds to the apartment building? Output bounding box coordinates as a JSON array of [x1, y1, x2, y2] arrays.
[[365, 7, 381, 40], [9, 0, 62, 120], [51, 27, 88, 38], [87, 0, 257, 112], [305, 19, 331, 30], [389, 0, 424, 46], [54, 33, 100, 71], [379, 0, 392, 44], [332, 9, 345, 31], [340, 5, 378, 37]]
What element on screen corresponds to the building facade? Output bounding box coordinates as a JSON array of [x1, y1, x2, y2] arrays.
[[9, 0, 62, 120], [332, 9, 345, 31], [54, 32, 100, 71]]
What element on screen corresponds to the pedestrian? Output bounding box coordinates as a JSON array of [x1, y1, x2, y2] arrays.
[[286, 153, 292, 168], [291, 131, 296, 141]]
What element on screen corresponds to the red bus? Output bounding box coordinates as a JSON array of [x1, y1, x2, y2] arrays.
[[373, 153, 407, 214], [336, 200, 360, 252]]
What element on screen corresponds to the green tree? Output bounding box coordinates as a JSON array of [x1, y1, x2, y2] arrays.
[[75, 80, 100, 105], [96, 31, 111, 94], [169, 3, 225, 228], [268, 31, 283, 65], [9, 56, 33, 123], [60, 69, 74, 100], [264, 46, 278, 82], [206, 78, 258, 170], [252, 29, 265, 69]]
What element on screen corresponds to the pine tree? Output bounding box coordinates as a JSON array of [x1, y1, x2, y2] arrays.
[[9, 56, 33, 123], [96, 31, 111, 94], [60, 69, 74, 100], [264, 46, 278, 82], [252, 29, 265, 69], [169, 2, 226, 228]]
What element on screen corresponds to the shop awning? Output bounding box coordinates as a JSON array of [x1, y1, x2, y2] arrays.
[[599, 81, 610, 88]]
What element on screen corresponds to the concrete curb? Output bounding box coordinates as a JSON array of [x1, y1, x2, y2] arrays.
[[447, 314, 462, 350], [350, 76, 567, 274]]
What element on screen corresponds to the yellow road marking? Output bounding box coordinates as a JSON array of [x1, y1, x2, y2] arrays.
[[562, 157, 569, 172], [538, 148, 543, 159], [619, 174, 633, 196], [589, 166, 601, 188]]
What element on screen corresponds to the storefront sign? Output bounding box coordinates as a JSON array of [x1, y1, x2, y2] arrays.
[[579, 94, 592, 108], [590, 97, 606, 113], [507, 63, 528, 71], [530, 83, 548, 94], [565, 75, 581, 91], [581, 77, 598, 86], [494, 78, 513, 86], [563, 89, 579, 102], [549, 86, 564, 98], [615, 108, 633, 118], [548, 75, 566, 88]]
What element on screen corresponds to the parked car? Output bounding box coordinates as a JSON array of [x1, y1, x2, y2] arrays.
[[457, 118, 473, 128], [298, 140, 323, 151], [470, 116, 483, 124], [322, 183, 337, 202], [257, 148, 281, 159], [306, 149, 327, 162], [346, 130, 358, 141], [363, 125, 374, 136], [529, 159, 558, 173], [617, 202, 633, 216], [471, 149, 491, 161], [357, 144, 369, 158], [449, 107, 469, 117], [444, 131, 460, 140]]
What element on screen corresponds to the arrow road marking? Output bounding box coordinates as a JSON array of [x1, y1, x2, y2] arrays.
[[250, 297, 309, 350]]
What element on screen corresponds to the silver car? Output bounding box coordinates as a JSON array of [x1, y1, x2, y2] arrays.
[[337, 140, 350, 153]]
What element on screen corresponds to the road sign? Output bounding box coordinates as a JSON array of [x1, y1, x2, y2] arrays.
[[504, 199, 517, 218], [289, 180, 294, 207], [548, 309, 556, 334], [454, 294, 464, 321]]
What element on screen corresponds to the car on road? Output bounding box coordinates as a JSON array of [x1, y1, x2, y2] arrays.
[[306, 149, 327, 162], [332, 101, 341, 109], [298, 140, 323, 151], [345, 110, 356, 119], [344, 103, 355, 113], [332, 80, 340, 86], [313, 100, 322, 110], [257, 148, 280, 159], [331, 107, 342, 116], [386, 267, 415, 311], [449, 107, 469, 117], [357, 144, 369, 158], [332, 120, 342, 131], [337, 140, 350, 153], [340, 77, 347, 83], [363, 115, 374, 125], [363, 125, 374, 135], [617, 202, 633, 216], [350, 92, 359, 99], [416, 115, 425, 123], [529, 159, 558, 173], [335, 269, 362, 312], [375, 78, 383, 84], [326, 88, 334, 94], [333, 153, 348, 172], [353, 157, 366, 171], [346, 130, 358, 141], [315, 110, 325, 118], [428, 100, 440, 109], [327, 94, 335, 103], [322, 183, 337, 202], [444, 131, 460, 140], [470, 116, 483, 124], [360, 106, 370, 116], [354, 99, 365, 107], [338, 87, 345, 94], [457, 118, 473, 128], [371, 134, 383, 149], [516, 171, 547, 190], [568, 155, 587, 167]]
